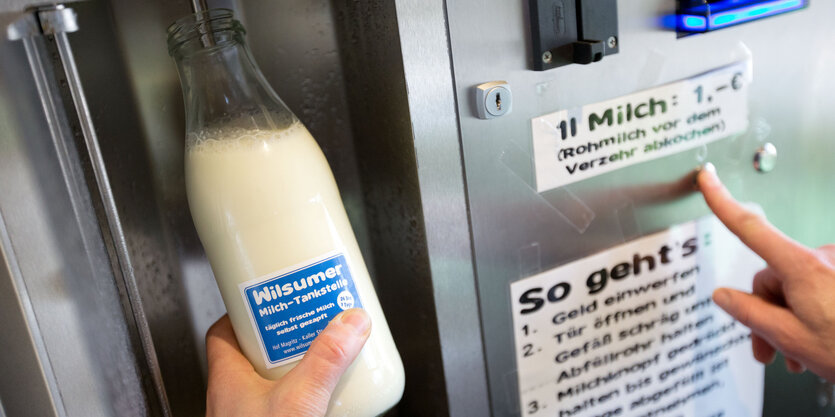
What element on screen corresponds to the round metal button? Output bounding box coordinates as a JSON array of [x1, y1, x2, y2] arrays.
[[753, 142, 777, 173]]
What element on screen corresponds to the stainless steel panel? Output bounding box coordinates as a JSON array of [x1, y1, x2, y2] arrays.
[[0, 19, 61, 417], [446, 0, 835, 415], [0, 206, 60, 417], [68, 3, 209, 413], [393, 1, 491, 415], [52, 10, 170, 414], [0, 8, 158, 415], [330, 0, 470, 414]]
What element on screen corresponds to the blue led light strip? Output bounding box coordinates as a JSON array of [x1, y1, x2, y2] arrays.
[[678, 15, 708, 31], [679, 0, 807, 32], [710, 0, 806, 28]]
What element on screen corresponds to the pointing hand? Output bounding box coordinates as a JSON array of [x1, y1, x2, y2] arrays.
[[697, 165, 835, 381]]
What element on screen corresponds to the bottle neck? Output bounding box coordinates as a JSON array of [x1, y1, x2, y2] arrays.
[[169, 10, 296, 138]]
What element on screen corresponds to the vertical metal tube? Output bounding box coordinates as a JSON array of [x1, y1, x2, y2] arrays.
[[189, 0, 214, 47], [191, 0, 208, 13]]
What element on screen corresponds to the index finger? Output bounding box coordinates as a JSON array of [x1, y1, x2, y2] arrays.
[[697, 164, 817, 278]]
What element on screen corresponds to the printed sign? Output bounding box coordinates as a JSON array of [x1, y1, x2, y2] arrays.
[[532, 62, 751, 192], [240, 252, 363, 368], [510, 216, 765, 417]]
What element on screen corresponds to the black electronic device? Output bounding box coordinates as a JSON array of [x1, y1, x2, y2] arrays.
[[529, 0, 619, 71]]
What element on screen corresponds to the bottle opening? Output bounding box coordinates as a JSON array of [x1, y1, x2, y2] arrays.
[[167, 8, 245, 56]]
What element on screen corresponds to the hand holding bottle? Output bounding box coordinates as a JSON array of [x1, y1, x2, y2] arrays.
[[698, 164, 835, 381], [206, 309, 371, 417]]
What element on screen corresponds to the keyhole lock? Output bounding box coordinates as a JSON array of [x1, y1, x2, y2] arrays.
[[475, 81, 513, 119]]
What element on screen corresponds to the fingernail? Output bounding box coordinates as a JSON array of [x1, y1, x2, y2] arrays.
[[786, 361, 806, 374], [337, 309, 371, 337], [703, 162, 716, 175], [697, 162, 718, 187], [712, 289, 731, 309]]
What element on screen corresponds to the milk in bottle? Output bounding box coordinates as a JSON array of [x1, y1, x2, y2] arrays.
[[168, 9, 404, 416]]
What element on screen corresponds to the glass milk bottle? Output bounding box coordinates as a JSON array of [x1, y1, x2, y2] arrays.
[[167, 9, 404, 416]]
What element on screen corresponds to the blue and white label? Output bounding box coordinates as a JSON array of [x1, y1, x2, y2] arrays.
[[239, 252, 363, 368]]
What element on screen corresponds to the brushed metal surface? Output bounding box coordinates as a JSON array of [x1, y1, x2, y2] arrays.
[[446, 0, 835, 415], [67, 3, 206, 413], [393, 0, 491, 415], [0, 9, 155, 415], [0, 17, 68, 416], [53, 17, 170, 416], [0, 197, 61, 417], [331, 0, 458, 414]]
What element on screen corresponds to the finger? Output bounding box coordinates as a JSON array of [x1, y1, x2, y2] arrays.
[[698, 166, 818, 278], [749, 272, 780, 364], [712, 288, 814, 361], [785, 356, 806, 374], [751, 333, 776, 364], [282, 309, 371, 395], [752, 269, 786, 307], [206, 315, 257, 378]]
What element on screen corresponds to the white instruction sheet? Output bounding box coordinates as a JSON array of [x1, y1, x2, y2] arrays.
[[532, 62, 751, 192], [510, 216, 765, 417]]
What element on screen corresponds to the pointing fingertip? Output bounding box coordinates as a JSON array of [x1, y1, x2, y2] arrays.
[[703, 162, 716, 175], [697, 162, 719, 189]]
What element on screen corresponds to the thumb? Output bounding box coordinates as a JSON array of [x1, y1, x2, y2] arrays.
[[282, 308, 371, 395], [712, 288, 813, 360]]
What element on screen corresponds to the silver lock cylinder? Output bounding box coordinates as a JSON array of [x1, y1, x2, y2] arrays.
[[476, 81, 512, 119]]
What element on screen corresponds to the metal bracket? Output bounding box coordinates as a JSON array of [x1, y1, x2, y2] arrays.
[[38, 5, 79, 35], [6, 13, 38, 40], [6, 4, 78, 41], [6, 5, 78, 40]]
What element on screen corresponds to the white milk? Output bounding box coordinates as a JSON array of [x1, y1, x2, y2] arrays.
[[185, 123, 405, 416]]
